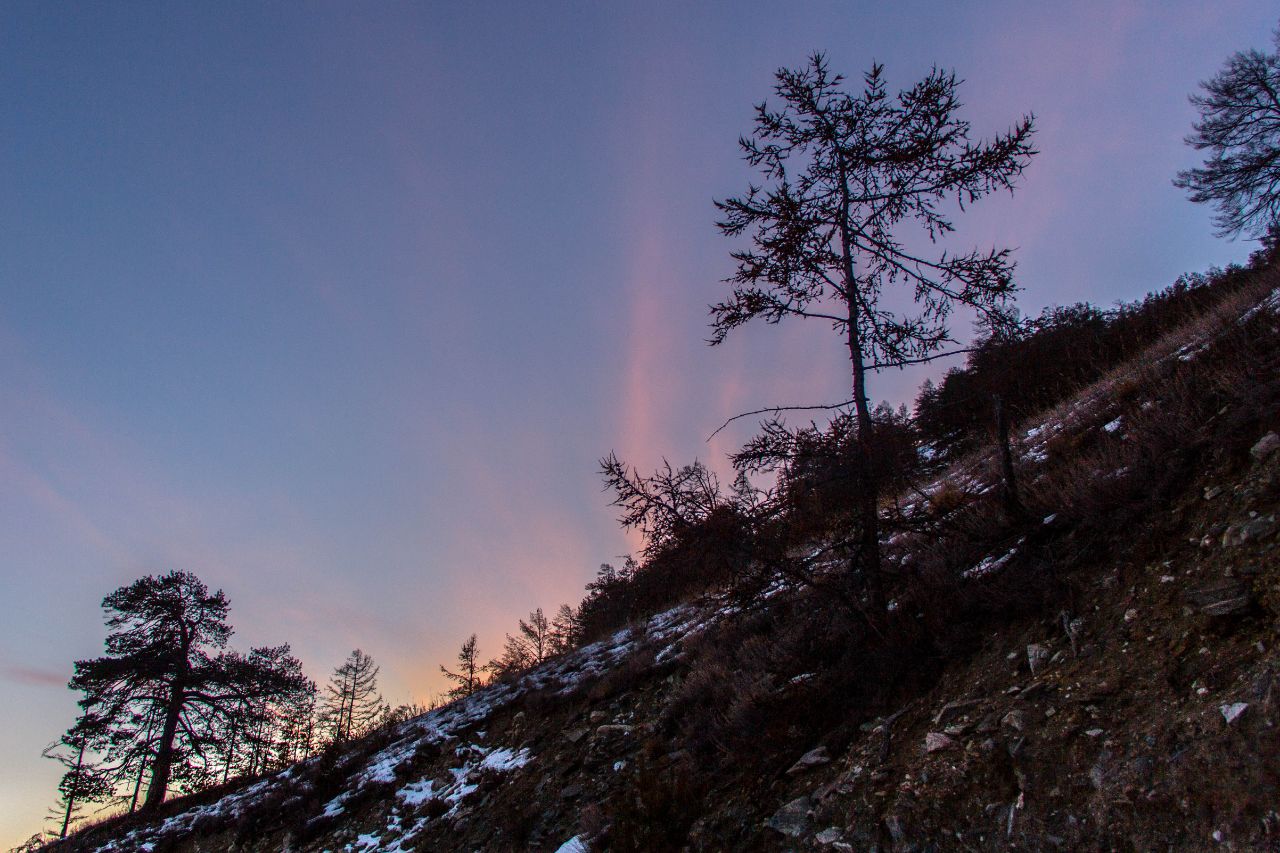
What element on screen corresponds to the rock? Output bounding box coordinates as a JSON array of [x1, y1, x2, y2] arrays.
[[1085, 728, 1104, 737], [1026, 643, 1051, 675], [934, 698, 983, 725], [565, 728, 588, 744], [814, 827, 844, 845], [560, 784, 583, 800], [943, 723, 969, 737], [1221, 702, 1248, 724], [1223, 516, 1277, 547], [595, 724, 634, 737], [925, 732, 955, 753], [787, 745, 831, 774], [1001, 710, 1025, 732], [1204, 485, 1224, 500], [765, 796, 811, 838], [589, 710, 606, 724], [1251, 432, 1280, 461], [1123, 609, 1139, 623]]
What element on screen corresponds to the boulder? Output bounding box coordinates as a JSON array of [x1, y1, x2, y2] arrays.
[[925, 732, 955, 753], [1221, 702, 1248, 725], [1001, 710, 1026, 732], [1251, 432, 1280, 461], [814, 827, 845, 846], [765, 796, 812, 838]]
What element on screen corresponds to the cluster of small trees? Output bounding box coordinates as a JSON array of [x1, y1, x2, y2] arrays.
[[45, 568, 589, 839], [436, 604, 582, 702], [44, 571, 405, 838]]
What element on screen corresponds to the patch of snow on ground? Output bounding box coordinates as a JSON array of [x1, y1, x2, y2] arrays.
[[481, 746, 531, 772], [74, 590, 756, 852], [398, 778, 435, 807], [1237, 286, 1280, 324], [555, 836, 589, 853], [962, 538, 1026, 580]]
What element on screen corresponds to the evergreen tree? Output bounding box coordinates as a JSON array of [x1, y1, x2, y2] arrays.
[[518, 608, 552, 664], [549, 604, 580, 654], [440, 634, 484, 699], [66, 571, 309, 810], [43, 716, 112, 838]]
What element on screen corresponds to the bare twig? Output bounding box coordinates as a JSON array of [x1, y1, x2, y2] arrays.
[[707, 400, 855, 441]]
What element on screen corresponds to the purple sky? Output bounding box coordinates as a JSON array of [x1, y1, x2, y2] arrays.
[[1, 1, 1275, 842]]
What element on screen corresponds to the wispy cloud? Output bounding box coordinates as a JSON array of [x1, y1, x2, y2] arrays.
[[2, 664, 66, 688]]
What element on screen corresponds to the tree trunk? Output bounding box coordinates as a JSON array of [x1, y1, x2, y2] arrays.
[[994, 394, 1024, 520], [59, 741, 86, 837], [130, 715, 155, 813], [837, 161, 883, 611], [223, 723, 237, 784], [848, 310, 883, 610], [142, 677, 185, 811], [129, 756, 144, 813]]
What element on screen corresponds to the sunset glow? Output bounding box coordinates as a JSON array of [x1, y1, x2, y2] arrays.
[[2, 1, 1276, 845]]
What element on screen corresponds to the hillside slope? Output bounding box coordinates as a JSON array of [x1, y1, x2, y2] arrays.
[[49, 267, 1280, 852]]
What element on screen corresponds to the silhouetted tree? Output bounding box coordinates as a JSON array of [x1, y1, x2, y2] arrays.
[[487, 607, 561, 679], [518, 608, 551, 664], [486, 634, 534, 680], [600, 455, 727, 561], [440, 634, 484, 699], [274, 679, 318, 766], [549, 604, 581, 654], [321, 649, 386, 744], [66, 571, 309, 810], [712, 54, 1035, 605], [43, 716, 113, 838], [1175, 22, 1280, 238]]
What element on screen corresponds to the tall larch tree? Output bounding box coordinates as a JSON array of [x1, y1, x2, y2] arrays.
[[712, 54, 1035, 606]]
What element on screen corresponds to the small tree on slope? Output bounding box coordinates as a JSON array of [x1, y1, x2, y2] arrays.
[[440, 634, 484, 700], [321, 649, 386, 744], [711, 54, 1035, 606]]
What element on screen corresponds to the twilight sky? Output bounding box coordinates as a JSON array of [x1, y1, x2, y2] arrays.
[[1, 1, 1275, 842]]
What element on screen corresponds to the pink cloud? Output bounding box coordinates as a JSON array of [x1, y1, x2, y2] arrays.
[[2, 664, 66, 689]]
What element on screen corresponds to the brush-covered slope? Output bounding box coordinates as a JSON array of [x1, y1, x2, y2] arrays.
[[50, 265, 1280, 852]]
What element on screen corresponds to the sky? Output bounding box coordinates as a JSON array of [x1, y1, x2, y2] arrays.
[[1, 0, 1275, 843]]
